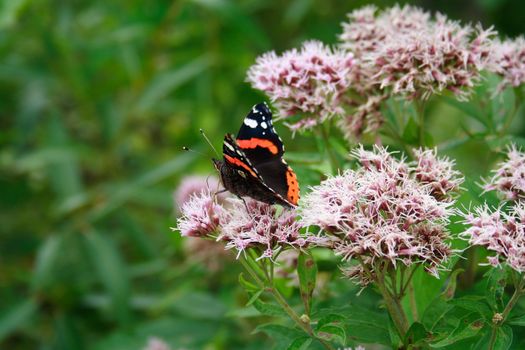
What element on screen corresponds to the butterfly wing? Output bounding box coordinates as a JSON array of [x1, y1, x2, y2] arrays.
[[235, 102, 300, 206], [222, 133, 261, 180]]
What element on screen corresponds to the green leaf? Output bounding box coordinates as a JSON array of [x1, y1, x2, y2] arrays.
[[252, 299, 288, 317], [0, 299, 38, 341], [430, 313, 485, 347], [137, 55, 212, 112], [421, 297, 452, 331], [31, 234, 63, 291], [286, 336, 312, 350], [316, 324, 346, 345], [0, 0, 29, 28], [84, 231, 131, 325], [89, 152, 194, 221], [402, 116, 419, 145], [297, 251, 317, 315], [238, 272, 259, 292], [441, 269, 464, 300], [388, 320, 403, 349], [246, 289, 264, 306], [254, 324, 303, 342], [508, 314, 525, 326], [404, 322, 429, 346], [440, 95, 487, 127], [492, 325, 513, 350], [485, 268, 508, 312], [171, 292, 226, 320], [315, 305, 390, 345], [316, 313, 346, 327], [449, 296, 493, 320]]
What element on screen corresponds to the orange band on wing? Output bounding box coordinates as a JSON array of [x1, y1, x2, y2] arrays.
[[237, 138, 279, 155], [224, 154, 258, 178], [285, 167, 300, 205]]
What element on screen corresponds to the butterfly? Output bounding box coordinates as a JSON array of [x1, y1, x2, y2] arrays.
[[212, 102, 300, 208]]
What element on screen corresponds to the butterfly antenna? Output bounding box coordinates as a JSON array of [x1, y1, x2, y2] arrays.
[[182, 146, 207, 157], [199, 128, 220, 158]]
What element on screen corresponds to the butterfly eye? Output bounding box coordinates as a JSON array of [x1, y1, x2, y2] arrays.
[[237, 170, 246, 178]]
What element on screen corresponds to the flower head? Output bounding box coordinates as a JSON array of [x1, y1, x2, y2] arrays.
[[336, 95, 385, 139], [413, 148, 464, 200], [301, 145, 458, 285], [489, 37, 525, 91], [247, 40, 354, 132], [218, 198, 328, 259], [484, 145, 525, 201], [174, 190, 227, 237], [462, 202, 525, 273], [339, 5, 495, 100]]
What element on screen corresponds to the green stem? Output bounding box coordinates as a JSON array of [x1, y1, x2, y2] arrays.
[[400, 266, 419, 297], [415, 100, 426, 147], [488, 275, 525, 350], [240, 255, 335, 350], [319, 123, 339, 174], [376, 265, 410, 338], [408, 280, 419, 322]]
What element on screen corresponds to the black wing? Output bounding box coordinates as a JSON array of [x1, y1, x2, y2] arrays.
[[235, 102, 299, 206]]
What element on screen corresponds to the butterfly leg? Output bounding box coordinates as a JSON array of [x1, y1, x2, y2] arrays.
[[236, 195, 249, 212], [213, 188, 228, 201]]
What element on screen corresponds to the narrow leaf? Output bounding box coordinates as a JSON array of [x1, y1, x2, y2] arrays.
[[0, 299, 38, 341], [84, 231, 130, 325], [493, 325, 513, 350], [508, 314, 525, 326], [239, 273, 259, 292], [286, 336, 312, 350], [246, 289, 264, 306], [252, 299, 288, 317]]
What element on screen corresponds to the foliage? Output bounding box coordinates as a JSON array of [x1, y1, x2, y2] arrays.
[[1, 1, 525, 350]]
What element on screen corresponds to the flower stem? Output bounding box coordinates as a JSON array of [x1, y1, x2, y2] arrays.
[[415, 100, 426, 147], [408, 280, 419, 321], [240, 255, 335, 350], [319, 123, 339, 174], [488, 274, 525, 350], [376, 266, 410, 338]]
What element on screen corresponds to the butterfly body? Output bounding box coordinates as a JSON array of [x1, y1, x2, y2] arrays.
[[214, 102, 299, 208]]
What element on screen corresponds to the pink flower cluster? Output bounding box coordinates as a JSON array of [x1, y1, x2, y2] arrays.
[[175, 189, 225, 237], [301, 146, 462, 284], [246, 40, 354, 132], [462, 203, 525, 273], [218, 198, 328, 259], [173, 176, 231, 271], [340, 5, 495, 100], [413, 148, 464, 200], [484, 145, 525, 200], [174, 191, 327, 260], [489, 37, 525, 91]]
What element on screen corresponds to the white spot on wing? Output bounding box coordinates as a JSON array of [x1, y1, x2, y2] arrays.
[[261, 122, 268, 129], [225, 142, 235, 152], [244, 118, 258, 128]]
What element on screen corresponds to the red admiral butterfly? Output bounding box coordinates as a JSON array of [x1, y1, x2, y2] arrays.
[[213, 102, 300, 208]]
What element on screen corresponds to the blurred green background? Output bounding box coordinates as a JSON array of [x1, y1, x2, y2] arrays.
[[1, 0, 524, 349]]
